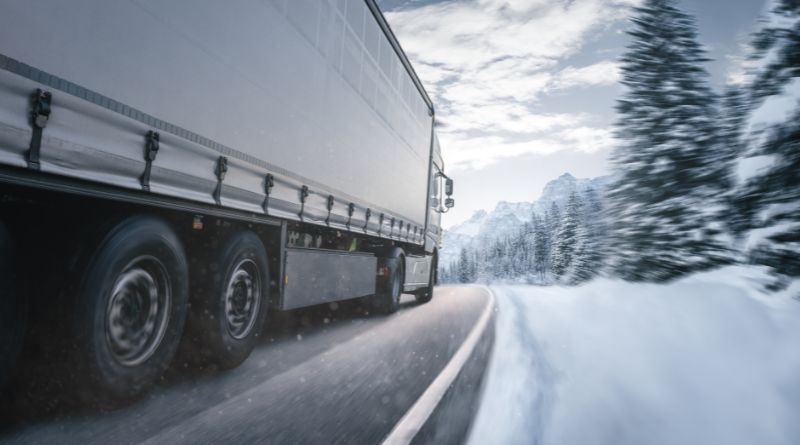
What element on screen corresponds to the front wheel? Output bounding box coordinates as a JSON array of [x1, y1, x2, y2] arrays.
[[415, 254, 437, 304], [72, 216, 189, 403]]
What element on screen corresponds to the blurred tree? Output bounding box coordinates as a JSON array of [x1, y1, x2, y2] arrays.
[[606, 0, 731, 281], [733, 0, 800, 280]]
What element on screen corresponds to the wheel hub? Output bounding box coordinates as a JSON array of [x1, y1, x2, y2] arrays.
[[225, 259, 261, 340], [106, 256, 171, 367]]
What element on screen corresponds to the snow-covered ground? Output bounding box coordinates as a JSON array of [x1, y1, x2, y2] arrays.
[[468, 266, 800, 445]]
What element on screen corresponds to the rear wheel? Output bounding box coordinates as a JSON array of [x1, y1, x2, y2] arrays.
[[374, 254, 404, 314], [72, 216, 189, 403], [185, 231, 269, 370]]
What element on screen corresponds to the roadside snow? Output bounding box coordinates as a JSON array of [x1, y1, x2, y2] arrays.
[[468, 266, 800, 445]]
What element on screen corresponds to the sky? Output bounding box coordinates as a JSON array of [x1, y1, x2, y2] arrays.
[[376, 0, 769, 228]]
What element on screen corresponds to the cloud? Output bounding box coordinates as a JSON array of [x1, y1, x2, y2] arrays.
[[557, 126, 616, 153], [549, 61, 621, 90], [384, 0, 636, 169], [439, 119, 616, 170]]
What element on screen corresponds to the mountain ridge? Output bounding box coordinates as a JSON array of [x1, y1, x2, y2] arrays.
[[440, 173, 608, 267]]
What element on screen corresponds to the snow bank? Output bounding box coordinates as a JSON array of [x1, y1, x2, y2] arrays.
[[468, 267, 800, 445]]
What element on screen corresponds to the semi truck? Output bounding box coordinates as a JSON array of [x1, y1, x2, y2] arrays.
[[0, 0, 454, 401]]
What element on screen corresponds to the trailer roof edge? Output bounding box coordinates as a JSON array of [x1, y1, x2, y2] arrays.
[[364, 0, 435, 115]]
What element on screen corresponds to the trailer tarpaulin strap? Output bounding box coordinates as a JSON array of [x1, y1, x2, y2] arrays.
[[140, 131, 160, 191], [378, 213, 384, 235], [262, 173, 274, 215], [213, 156, 228, 205], [298, 185, 309, 221], [27, 89, 51, 170], [325, 195, 334, 226], [363, 208, 371, 233], [346, 203, 355, 230]]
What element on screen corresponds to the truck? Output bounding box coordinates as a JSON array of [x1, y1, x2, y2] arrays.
[[0, 0, 454, 401]]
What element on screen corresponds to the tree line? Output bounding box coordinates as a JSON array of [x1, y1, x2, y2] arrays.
[[440, 189, 607, 285], [442, 0, 799, 288]]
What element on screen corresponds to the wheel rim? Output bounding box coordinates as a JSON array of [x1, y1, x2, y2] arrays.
[[224, 258, 262, 340], [106, 256, 172, 367]]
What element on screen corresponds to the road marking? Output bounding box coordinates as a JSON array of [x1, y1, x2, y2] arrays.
[[382, 286, 496, 445]]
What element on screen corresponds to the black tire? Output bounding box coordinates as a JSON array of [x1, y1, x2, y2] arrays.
[[72, 216, 189, 403], [0, 221, 25, 389], [374, 255, 404, 314], [415, 253, 437, 304], [185, 231, 269, 370]]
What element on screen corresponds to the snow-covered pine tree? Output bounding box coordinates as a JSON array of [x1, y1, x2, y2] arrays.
[[546, 201, 561, 234], [516, 222, 534, 279], [532, 213, 549, 282], [733, 0, 800, 279], [606, 0, 731, 282], [719, 86, 751, 237], [574, 187, 605, 283], [457, 247, 471, 283], [552, 192, 586, 282], [720, 86, 749, 168], [544, 202, 561, 278], [470, 247, 480, 282]]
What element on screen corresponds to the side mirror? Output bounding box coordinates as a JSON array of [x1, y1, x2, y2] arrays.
[[445, 198, 455, 209], [445, 178, 454, 196]]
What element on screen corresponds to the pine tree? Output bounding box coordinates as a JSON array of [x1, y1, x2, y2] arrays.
[[574, 187, 605, 283], [552, 193, 585, 281], [720, 86, 749, 166], [733, 0, 800, 278], [470, 247, 480, 282], [457, 247, 471, 283], [606, 0, 731, 282], [544, 202, 561, 279], [532, 213, 549, 282]]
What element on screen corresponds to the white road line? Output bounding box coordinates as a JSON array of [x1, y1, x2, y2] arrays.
[[381, 286, 496, 445]]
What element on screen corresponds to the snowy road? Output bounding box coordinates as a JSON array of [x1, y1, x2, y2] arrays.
[[0, 287, 495, 445], [470, 269, 800, 445], [3, 269, 797, 445]]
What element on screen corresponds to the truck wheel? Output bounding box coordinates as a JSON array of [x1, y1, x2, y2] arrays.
[[415, 254, 437, 304], [73, 216, 189, 403], [187, 231, 269, 370], [374, 256, 404, 314], [0, 221, 25, 389]]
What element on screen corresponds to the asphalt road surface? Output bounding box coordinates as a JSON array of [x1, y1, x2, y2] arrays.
[[0, 286, 495, 445]]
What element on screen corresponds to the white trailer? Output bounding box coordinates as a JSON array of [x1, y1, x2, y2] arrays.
[[0, 0, 455, 400]]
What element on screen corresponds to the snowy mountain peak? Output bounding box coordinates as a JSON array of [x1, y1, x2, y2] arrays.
[[440, 173, 608, 267], [449, 209, 489, 236], [468, 209, 488, 221]]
